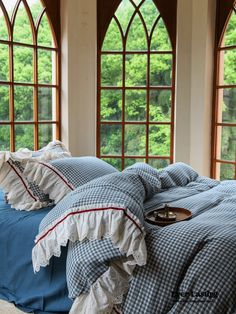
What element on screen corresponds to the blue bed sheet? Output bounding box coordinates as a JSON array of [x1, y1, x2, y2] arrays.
[[0, 191, 72, 314]]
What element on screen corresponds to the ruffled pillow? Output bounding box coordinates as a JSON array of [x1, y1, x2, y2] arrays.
[[24, 157, 119, 204], [0, 140, 71, 211]]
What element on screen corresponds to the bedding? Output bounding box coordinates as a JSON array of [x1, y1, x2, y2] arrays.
[[24, 156, 119, 204], [0, 141, 70, 210]]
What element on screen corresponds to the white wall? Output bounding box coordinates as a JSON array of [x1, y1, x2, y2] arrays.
[[61, 0, 216, 176]]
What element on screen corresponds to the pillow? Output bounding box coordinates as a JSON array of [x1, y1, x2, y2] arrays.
[[0, 140, 71, 211], [24, 157, 119, 204]]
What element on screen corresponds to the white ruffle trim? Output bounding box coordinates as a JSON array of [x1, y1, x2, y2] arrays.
[[24, 161, 73, 204], [32, 203, 147, 273], [69, 264, 130, 314]]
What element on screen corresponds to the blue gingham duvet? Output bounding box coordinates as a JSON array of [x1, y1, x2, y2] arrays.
[[32, 162, 236, 313]]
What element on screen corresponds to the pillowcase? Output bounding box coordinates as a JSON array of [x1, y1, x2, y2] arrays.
[[0, 140, 71, 211], [24, 157, 119, 204]]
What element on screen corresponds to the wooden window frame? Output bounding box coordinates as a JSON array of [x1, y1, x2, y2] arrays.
[[211, 0, 236, 179], [97, 0, 177, 170], [0, 0, 60, 151]]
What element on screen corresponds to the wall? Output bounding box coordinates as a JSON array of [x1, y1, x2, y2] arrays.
[[61, 0, 216, 176]]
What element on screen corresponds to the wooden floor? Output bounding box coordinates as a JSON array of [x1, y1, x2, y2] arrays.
[[0, 300, 29, 314]]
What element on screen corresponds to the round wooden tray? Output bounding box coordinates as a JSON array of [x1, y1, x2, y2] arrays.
[[145, 207, 192, 227]]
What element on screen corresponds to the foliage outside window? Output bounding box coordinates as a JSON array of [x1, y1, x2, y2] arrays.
[[212, 3, 236, 180], [0, 0, 60, 151], [97, 0, 175, 170]]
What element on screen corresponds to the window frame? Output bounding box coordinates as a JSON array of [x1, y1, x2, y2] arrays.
[[0, 0, 60, 151]]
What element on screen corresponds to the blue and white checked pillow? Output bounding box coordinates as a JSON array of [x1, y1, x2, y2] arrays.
[[24, 156, 119, 204], [0, 140, 71, 211]]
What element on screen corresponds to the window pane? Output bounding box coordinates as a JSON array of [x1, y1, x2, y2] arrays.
[[2, 0, 17, 19], [100, 124, 122, 155], [126, 14, 147, 51], [150, 90, 171, 122], [216, 162, 235, 181], [0, 7, 9, 40], [148, 158, 169, 169], [126, 54, 147, 86], [14, 46, 33, 83], [220, 50, 236, 85], [14, 86, 33, 121], [149, 125, 170, 156], [139, 0, 159, 35], [101, 90, 122, 121], [39, 124, 53, 148], [125, 157, 146, 168], [101, 55, 122, 87], [15, 124, 34, 150], [38, 13, 55, 47], [38, 49, 55, 84], [217, 126, 236, 161], [151, 19, 172, 51], [38, 87, 56, 121], [0, 85, 9, 121], [0, 125, 10, 150], [115, 0, 135, 36], [125, 124, 146, 156], [0, 44, 9, 81], [150, 54, 172, 86], [27, 0, 44, 24], [223, 11, 236, 47], [125, 90, 146, 121], [102, 18, 123, 51], [13, 2, 33, 44], [101, 157, 122, 171], [218, 88, 236, 123]]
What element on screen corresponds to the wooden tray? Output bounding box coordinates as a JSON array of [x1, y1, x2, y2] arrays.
[[145, 207, 192, 227]]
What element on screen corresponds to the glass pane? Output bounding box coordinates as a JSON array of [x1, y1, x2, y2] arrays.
[[38, 49, 55, 84], [101, 55, 122, 87], [100, 124, 122, 156], [13, 2, 33, 44], [2, 0, 17, 19], [151, 19, 172, 51], [223, 11, 236, 47], [27, 0, 44, 24], [115, 0, 135, 36], [216, 162, 235, 181], [38, 87, 56, 120], [0, 125, 10, 150], [102, 18, 123, 51], [150, 54, 172, 86], [149, 90, 171, 122], [0, 85, 9, 121], [125, 124, 146, 156], [217, 126, 236, 161], [126, 14, 147, 51], [126, 54, 147, 86], [139, 0, 159, 35], [218, 88, 236, 123], [14, 86, 33, 121], [14, 46, 33, 82], [0, 44, 9, 81], [38, 124, 52, 148], [101, 90, 122, 121], [125, 157, 146, 168], [149, 125, 170, 156], [125, 90, 146, 121], [220, 50, 236, 85], [15, 124, 34, 150], [37, 12, 55, 47], [148, 158, 169, 169], [101, 157, 122, 171], [0, 7, 9, 39]]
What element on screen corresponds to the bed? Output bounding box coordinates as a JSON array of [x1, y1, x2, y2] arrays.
[[1, 160, 236, 314]]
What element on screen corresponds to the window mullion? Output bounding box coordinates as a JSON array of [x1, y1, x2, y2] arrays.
[[33, 45, 38, 150], [9, 41, 15, 152]]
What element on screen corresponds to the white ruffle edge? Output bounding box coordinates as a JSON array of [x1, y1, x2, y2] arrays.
[[24, 161, 73, 204], [32, 203, 147, 273]]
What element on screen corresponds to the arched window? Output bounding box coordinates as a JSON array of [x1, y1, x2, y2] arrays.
[[0, 0, 60, 151], [97, 0, 176, 170], [212, 0, 236, 180]]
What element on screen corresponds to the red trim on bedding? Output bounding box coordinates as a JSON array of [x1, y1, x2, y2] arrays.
[[39, 162, 75, 190], [35, 207, 143, 244], [7, 161, 38, 201]]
